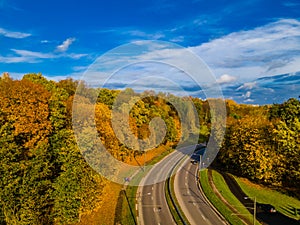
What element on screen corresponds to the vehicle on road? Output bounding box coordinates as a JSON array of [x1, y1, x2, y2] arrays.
[[194, 143, 206, 151], [258, 203, 277, 213], [190, 160, 197, 165]]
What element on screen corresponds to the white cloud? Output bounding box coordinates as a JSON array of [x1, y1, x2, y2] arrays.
[[243, 98, 254, 103], [244, 91, 251, 98], [170, 36, 185, 43], [56, 37, 76, 52], [125, 30, 165, 40], [81, 40, 223, 100], [62, 19, 300, 99], [236, 82, 257, 90], [0, 27, 31, 38], [5, 72, 27, 79], [73, 66, 89, 71], [190, 19, 300, 79], [12, 49, 55, 59], [98, 19, 300, 86], [0, 55, 37, 63], [0, 48, 87, 64], [216, 74, 237, 84], [0, 49, 54, 63], [95, 27, 168, 42], [63, 53, 88, 59]]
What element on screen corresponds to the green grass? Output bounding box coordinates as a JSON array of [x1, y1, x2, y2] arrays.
[[234, 176, 300, 220], [211, 170, 262, 225], [199, 169, 245, 225], [114, 182, 139, 225], [119, 167, 147, 225], [120, 186, 138, 225]]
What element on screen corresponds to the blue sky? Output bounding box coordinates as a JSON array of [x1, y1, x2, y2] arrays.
[[1, 0, 300, 103]]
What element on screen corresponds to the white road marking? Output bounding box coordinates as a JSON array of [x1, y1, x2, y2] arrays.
[[201, 214, 207, 221]]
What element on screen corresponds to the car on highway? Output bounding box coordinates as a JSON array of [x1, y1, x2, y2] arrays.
[[190, 160, 197, 165], [258, 203, 277, 213], [194, 143, 206, 151]]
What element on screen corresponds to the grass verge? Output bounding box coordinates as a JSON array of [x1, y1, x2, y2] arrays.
[[211, 170, 262, 225], [199, 169, 246, 225], [234, 176, 300, 220], [119, 185, 138, 225]]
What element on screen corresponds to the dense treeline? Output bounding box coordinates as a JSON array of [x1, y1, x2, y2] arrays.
[[0, 74, 105, 225], [0, 73, 192, 224], [0, 72, 299, 224], [216, 98, 300, 196]]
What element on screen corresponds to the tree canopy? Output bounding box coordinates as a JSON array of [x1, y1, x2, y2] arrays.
[[0, 73, 299, 224]]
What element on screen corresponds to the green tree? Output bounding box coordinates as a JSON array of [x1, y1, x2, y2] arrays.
[[0, 78, 53, 224]]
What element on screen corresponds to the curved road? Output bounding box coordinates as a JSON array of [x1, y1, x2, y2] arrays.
[[137, 146, 193, 225], [174, 154, 227, 225]]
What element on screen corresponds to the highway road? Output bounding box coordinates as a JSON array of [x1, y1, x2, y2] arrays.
[[136, 145, 193, 225], [174, 154, 227, 225]]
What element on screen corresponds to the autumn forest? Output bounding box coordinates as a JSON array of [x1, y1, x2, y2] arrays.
[[0, 73, 299, 224]]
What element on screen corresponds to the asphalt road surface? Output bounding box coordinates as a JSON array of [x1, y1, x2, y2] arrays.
[[137, 146, 193, 225], [174, 155, 227, 225]]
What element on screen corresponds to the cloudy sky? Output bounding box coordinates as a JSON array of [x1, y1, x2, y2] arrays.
[[0, 0, 300, 104]]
